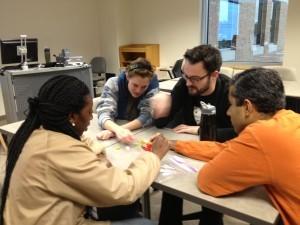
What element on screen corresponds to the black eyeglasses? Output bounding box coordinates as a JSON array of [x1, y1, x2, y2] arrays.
[[181, 71, 210, 83]]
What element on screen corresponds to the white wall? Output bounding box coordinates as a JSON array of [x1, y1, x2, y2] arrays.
[[98, 0, 132, 74], [0, 0, 102, 65], [130, 0, 200, 67], [98, 0, 200, 72], [283, 0, 300, 80]]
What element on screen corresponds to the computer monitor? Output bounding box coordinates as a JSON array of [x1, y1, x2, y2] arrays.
[[0, 38, 38, 65]]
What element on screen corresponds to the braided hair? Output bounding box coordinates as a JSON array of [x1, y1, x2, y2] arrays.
[[0, 75, 90, 224]]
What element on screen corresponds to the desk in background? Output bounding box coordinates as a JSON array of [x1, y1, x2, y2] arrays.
[[0, 120, 23, 137], [159, 79, 178, 92]]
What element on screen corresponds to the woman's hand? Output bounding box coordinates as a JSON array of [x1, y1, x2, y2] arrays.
[[173, 124, 199, 135], [150, 133, 169, 160], [96, 130, 115, 140], [115, 127, 135, 144]]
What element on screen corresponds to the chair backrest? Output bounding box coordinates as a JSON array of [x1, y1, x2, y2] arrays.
[[263, 66, 297, 81], [171, 59, 183, 78], [220, 66, 234, 78], [233, 68, 245, 76], [90, 57, 106, 74]]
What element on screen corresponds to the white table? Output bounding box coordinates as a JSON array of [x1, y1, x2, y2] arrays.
[[0, 120, 24, 136], [159, 79, 178, 92], [0, 119, 280, 225], [154, 152, 278, 225]]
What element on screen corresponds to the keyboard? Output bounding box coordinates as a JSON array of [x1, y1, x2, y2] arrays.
[[28, 63, 40, 68]]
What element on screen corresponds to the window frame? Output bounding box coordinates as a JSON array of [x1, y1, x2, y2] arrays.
[[200, 0, 287, 66]]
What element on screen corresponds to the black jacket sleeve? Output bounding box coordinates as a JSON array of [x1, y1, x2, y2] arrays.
[[154, 79, 187, 128]]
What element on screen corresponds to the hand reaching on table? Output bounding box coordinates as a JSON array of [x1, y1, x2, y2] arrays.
[[115, 127, 135, 144], [150, 133, 169, 160], [96, 130, 115, 140], [173, 124, 199, 135]]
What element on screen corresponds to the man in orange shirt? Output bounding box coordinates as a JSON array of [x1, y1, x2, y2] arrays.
[[168, 68, 300, 225]]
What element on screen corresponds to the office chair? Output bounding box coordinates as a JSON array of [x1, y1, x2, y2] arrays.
[[220, 66, 234, 78], [263, 66, 297, 81], [90, 57, 116, 97], [171, 59, 183, 78], [157, 68, 173, 81], [159, 59, 183, 80], [262, 66, 300, 113], [90, 57, 107, 97], [91, 57, 106, 77]]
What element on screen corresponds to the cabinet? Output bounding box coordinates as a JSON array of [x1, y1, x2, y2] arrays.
[[119, 44, 160, 68], [0, 66, 93, 123]]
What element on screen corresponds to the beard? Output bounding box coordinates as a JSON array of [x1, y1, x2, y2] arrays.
[[187, 78, 211, 96]]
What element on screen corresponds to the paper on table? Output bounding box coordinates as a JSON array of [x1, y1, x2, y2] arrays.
[[168, 155, 198, 173], [105, 143, 143, 170], [156, 155, 199, 183]]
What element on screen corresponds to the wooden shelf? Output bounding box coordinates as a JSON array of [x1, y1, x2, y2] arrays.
[[119, 44, 160, 68]]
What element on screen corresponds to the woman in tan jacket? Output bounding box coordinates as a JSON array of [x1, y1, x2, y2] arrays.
[[0, 75, 169, 225]]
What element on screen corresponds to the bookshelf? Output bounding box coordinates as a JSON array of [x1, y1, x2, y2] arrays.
[[119, 44, 160, 68]]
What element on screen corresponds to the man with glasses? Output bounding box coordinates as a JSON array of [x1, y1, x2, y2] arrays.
[[153, 45, 234, 140], [151, 44, 235, 225]]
